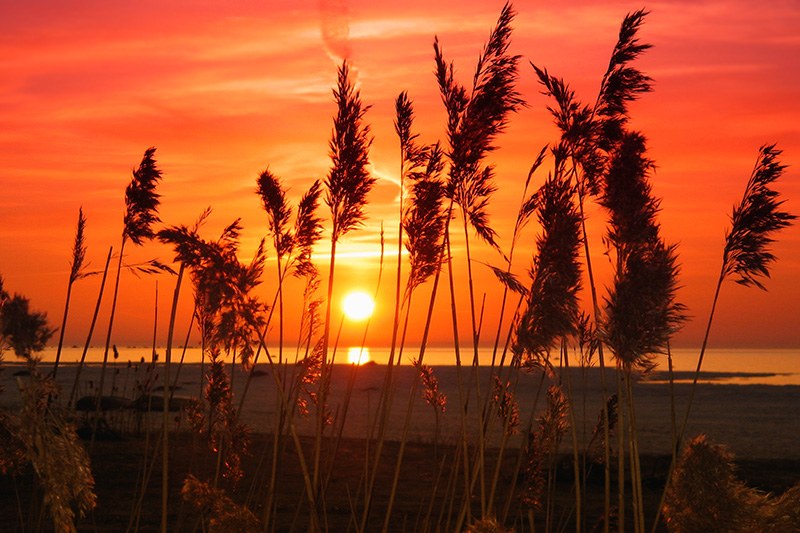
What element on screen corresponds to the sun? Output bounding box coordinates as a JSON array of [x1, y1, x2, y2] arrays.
[[342, 291, 375, 321], [347, 347, 371, 365]]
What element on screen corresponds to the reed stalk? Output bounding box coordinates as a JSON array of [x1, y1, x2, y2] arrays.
[[160, 263, 184, 533], [91, 147, 163, 449], [52, 208, 88, 380], [316, 60, 374, 523], [68, 245, 112, 408]]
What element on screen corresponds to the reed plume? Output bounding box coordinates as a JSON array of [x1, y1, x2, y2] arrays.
[[513, 170, 583, 366], [600, 131, 685, 371], [123, 146, 163, 244], [256, 169, 293, 259], [586, 394, 618, 464], [92, 148, 164, 446], [52, 208, 90, 378], [292, 180, 324, 278], [412, 358, 447, 414], [403, 143, 447, 298], [1, 284, 94, 530], [657, 144, 796, 530], [15, 369, 96, 532], [520, 384, 569, 509], [664, 436, 766, 532], [316, 59, 374, 495], [595, 9, 653, 149], [182, 474, 261, 532], [490, 375, 519, 436], [722, 144, 796, 289], [434, 1, 523, 247], [324, 60, 375, 243]]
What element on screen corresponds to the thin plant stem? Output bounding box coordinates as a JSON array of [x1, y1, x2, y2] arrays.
[[650, 271, 724, 533], [617, 367, 625, 533], [161, 263, 184, 533], [91, 237, 127, 450], [626, 372, 645, 533], [563, 342, 582, 532], [68, 245, 113, 408], [578, 198, 612, 533]]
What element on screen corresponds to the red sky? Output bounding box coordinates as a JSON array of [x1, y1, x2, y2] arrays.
[[1, 0, 799, 357]]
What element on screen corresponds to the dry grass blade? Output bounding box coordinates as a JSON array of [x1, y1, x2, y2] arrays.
[[123, 146, 163, 245], [483, 263, 528, 296], [722, 143, 796, 289], [325, 60, 375, 242]]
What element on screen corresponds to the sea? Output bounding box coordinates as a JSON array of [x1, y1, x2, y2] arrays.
[[1, 346, 798, 461]]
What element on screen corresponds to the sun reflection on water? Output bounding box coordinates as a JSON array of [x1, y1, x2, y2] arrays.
[[347, 347, 370, 365]]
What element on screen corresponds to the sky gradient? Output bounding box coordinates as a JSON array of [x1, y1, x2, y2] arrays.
[[1, 0, 799, 356]]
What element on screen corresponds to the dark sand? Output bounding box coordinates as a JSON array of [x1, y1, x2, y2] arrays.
[[2, 430, 799, 532]]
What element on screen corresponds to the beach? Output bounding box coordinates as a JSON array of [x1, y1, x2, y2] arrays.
[[1, 356, 799, 531]]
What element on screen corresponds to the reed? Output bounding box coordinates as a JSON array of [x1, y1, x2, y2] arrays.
[[651, 143, 796, 532], [434, 4, 524, 522], [366, 91, 446, 532], [317, 59, 375, 519], [91, 147, 163, 448], [52, 208, 89, 380], [599, 131, 685, 532]]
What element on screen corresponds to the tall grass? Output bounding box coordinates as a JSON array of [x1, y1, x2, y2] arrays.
[[2, 4, 798, 533], [91, 147, 163, 448]]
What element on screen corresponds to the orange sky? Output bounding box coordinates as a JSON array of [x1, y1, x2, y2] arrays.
[[1, 0, 799, 357]]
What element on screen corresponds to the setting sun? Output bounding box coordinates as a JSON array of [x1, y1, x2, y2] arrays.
[[347, 347, 371, 365], [342, 291, 375, 321]]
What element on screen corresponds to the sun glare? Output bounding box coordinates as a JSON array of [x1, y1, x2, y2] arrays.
[[342, 291, 375, 321], [347, 347, 371, 365]]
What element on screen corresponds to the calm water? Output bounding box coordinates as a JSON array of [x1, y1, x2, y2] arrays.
[[1, 346, 798, 460]]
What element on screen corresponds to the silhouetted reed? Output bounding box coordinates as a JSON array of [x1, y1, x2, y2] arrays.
[[316, 59, 375, 503], [51, 208, 89, 379], [92, 147, 163, 448], [513, 171, 583, 366], [652, 144, 797, 531], [519, 385, 569, 525], [600, 132, 684, 372]]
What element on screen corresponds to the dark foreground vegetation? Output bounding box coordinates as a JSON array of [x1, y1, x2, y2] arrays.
[[2, 432, 799, 532]]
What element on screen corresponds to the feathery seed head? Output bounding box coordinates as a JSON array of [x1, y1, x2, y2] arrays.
[[722, 144, 796, 290], [325, 61, 375, 242], [123, 147, 163, 245]]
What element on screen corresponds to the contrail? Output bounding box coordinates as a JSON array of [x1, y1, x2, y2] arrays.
[[319, 0, 351, 64]]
